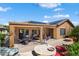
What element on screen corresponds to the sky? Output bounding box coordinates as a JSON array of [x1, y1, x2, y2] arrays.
[[0, 3, 79, 25]]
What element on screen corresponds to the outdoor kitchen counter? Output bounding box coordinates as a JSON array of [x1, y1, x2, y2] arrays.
[[34, 44, 56, 56]]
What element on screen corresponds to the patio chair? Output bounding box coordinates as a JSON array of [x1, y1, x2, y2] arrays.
[[32, 34, 39, 41], [55, 52, 62, 56], [18, 38, 28, 45], [55, 45, 68, 56], [19, 34, 30, 45]]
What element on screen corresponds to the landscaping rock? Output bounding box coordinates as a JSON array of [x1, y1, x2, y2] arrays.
[[0, 47, 19, 56], [8, 48, 19, 56]]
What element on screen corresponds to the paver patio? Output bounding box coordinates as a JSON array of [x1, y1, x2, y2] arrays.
[[14, 39, 64, 56]]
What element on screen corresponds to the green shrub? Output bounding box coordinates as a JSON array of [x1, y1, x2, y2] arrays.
[[0, 32, 5, 47], [67, 42, 79, 56], [68, 25, 79, 42]]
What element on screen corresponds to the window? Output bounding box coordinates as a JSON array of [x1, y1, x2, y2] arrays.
[[60, 28, 66, 35]]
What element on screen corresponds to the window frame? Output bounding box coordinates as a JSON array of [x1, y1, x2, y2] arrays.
[[60, 28, 66, 36]]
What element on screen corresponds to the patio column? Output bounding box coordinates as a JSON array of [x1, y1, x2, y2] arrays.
[[29, 28, 32, 40], [15, 28, 19, 40], [53, 28, 57, 39], [44, 28, 47, 39], [9, 25, 15, 48], [40, 27, 43, 43], [14, 28, 19, 44]]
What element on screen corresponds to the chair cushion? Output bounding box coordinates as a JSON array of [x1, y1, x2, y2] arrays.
[[56, 45, 67, 52], [55, 52, 62, 56]]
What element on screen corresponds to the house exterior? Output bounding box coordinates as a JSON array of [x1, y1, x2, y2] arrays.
[[9, 19, 74, 47]]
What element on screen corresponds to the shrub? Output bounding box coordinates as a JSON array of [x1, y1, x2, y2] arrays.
[[0, 32, 5, 47], [66, 42, 79, 56], [68, 25, 79, 42]]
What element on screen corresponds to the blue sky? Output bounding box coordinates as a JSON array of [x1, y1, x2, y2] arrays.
[[0, 3, 79, 25]]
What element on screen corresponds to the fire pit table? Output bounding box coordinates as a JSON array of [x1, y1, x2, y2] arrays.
[[62, 38, 73, 45], [34, 44, 56, 56]]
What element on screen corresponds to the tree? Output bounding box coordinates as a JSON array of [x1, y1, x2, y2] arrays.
[[69, 25, 79, 42]]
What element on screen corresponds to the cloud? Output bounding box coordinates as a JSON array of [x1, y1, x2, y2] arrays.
[[44, 14, 70, 19], [54, 8, 64, 11], [42, 20, 49, 23], [44, 15, 51, 18], [38, 3, 61, 8], [52, 14, 70, 18], [0, 7, 11, 12]]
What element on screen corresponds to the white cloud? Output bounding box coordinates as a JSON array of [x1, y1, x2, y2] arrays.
[[44, 15, 51, 18], [44, 14, 70, 19], [38, 3, 61, 8], [0, 7, 11, 12], [54, 8, 64, 11], [52, 14, 70, 18], [42, 20, 49, 23]]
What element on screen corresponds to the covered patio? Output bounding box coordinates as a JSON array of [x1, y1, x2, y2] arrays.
[[9, 22, 56, 47]]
